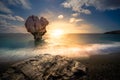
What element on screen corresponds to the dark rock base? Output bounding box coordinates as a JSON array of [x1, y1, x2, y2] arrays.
[[0, 54, 87, 80]]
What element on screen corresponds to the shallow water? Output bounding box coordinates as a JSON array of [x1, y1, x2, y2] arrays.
[[0, 33, 120, 62]]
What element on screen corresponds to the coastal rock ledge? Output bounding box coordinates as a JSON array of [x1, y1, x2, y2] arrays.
[[0, 54, 87, 80]]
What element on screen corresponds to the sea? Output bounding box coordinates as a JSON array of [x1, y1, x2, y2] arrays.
[[0, 33, 120, 63]]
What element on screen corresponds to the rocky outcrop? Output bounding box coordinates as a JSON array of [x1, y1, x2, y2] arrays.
[[104, 30, 120, 34], [25, 15, 49, 41], [0, 54, 87, 80]]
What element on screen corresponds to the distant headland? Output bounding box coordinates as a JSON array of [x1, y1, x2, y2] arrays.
[[104, 30, 120, 34]]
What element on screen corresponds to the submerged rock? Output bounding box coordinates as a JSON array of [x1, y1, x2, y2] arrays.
[[25, 15, 49, 41], [0, 54, 87, 80]]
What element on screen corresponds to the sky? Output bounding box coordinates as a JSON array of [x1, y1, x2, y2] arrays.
[[0, 0, 120, 33]]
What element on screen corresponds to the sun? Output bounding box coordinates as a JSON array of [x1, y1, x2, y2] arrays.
[[51, 29, 64, 37]]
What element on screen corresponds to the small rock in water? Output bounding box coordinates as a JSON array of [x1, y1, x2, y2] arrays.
[[0, 54, 87, 80]]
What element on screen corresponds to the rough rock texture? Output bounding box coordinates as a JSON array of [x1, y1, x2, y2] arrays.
[[25, 15, 49, 41], [0, 54, 87, 80]]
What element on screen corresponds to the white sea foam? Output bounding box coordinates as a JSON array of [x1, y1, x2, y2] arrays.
[[0, 42, 120, 62]]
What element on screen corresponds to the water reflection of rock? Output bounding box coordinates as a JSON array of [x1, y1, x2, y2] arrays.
[[0, 54, 87, 80], [34, 39, 46, 47]]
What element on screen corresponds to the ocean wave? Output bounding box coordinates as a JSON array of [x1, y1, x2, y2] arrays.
[[0, 42, 120, 62]]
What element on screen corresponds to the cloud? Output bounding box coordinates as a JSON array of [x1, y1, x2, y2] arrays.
[[88, 0, 120, 10], [15, 16, 25, 22], [0, 15, 25, 33], [62, 0, 120, 14], [72, 13, 79, 17], [81, 9, 91, 14], [0, 15, 26, 33], [1, 0, 31, 9], [0, 14, 24, 22], [0, 0, 31, 14], [69, 18, 83, 23], [0, 1, 12, 13], [0, 20, 11, 26], [61, 2, 71, 8], [8, 0, 31, 9], [58, 15, 64, 19], [61, 0, 91, 14], [0, 25, 27, 33], [0, 14, 25, 33]]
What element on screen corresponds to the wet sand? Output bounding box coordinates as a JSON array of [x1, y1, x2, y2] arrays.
[[78, 52, 120, 80]]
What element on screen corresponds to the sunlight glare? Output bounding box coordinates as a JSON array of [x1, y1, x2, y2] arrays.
[[51, 29, 64, 37]]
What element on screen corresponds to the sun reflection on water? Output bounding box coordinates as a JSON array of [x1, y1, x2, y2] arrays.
[[33, 34, 120, 58], [36, 34, 92, 58]]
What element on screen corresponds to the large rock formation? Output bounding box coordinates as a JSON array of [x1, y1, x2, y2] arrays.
[[25, 15, 49, 41], [0, 54, 87, 80]]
